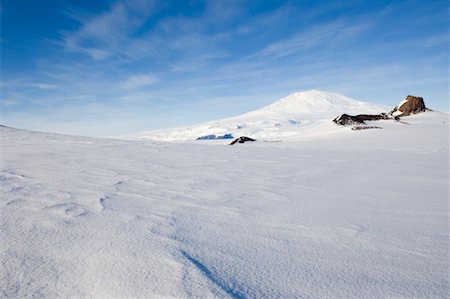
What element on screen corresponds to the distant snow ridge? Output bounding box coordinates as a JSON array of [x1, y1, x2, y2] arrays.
[[127, 90, 389, 141]]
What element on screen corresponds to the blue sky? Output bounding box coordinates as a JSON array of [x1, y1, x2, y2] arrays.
[[1, 0, 448, 137]]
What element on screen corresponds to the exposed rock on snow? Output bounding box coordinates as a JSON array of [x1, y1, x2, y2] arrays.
[[390, 95, 427, 117], [333, 95, 431, 129], [333, 113, 390, 125], [229, 136, 256, 145]]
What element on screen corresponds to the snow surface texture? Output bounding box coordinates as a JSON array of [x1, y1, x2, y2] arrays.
[[126, 90, 389, 141], [1, 111, 449, 298]]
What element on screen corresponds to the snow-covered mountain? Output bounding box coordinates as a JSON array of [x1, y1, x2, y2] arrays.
[[126, 90, 389, 141]]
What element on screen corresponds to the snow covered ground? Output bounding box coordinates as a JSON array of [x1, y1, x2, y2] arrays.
[[1, 109, 449, 298]]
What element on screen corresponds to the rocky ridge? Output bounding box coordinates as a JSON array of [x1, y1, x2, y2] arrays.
[[333, 95, 430, 127]]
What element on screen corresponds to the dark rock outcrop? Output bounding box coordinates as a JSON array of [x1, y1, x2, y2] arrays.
[[229, 136, 256, 145], [333, 113, 390, 125], [390, 95, 427, 117], [333, 95, 429, 128]]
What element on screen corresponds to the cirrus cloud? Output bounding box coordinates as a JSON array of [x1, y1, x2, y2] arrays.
[[120, 74, 158, 90]]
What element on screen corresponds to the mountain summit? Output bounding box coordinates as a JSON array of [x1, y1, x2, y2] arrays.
[[127, 90, 388, 141], [243, 89, 386, 118]]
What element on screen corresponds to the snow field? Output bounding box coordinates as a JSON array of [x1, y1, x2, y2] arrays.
[[1, 111, 449, 298]]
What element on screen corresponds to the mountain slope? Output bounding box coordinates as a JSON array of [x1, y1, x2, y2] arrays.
[[126, 90, 389, 141]]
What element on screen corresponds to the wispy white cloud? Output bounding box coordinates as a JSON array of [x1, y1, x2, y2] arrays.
[[1, 99, 19, 106], [61, 0, 158, 60], [26, 83, 59, 90], [59, 0, 247, 65], [120, 74, 158, 90], [1, 80, 59, 90], [423, 33, 449, 48], [117, 91, 156, 103], [249, 18, 373, 60]]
